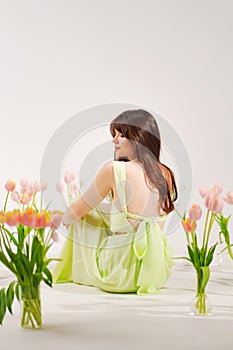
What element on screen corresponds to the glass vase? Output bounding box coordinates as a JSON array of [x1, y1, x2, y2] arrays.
[[218, 251, 233, 272], [20, 284, 42, 329], [191, 271, 212, 316], [190, 293, 212, 316]]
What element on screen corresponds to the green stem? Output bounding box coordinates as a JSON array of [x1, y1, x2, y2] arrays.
[[20, 284, 41, 328], [195, 273, 207, 315], [195, 293, 207, 315], [204, 213, 215, 264], [185, 231, 191, 245], [3, 192, 9, 212], [44, 228, 52, 247], [202, 210, 210, 247], [23, 302, 36, 328], [2, 227, 11, 248]]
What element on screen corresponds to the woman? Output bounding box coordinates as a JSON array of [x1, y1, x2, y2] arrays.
[[53, 109, 177, 295]]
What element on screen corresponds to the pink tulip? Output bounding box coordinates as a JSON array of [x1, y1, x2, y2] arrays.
[[5, 210, 21, 226], [49, 213, 62, 229], [189, 204, 202, 221], [182, 217, 197, 233], [28, 182, 35, 195], [204, 192, 214, 207], [34, 180, 40, 192], [11, 191, 20, 203], [71, 183, 78, 194], [0, 212, 6, 224], [64, 172, 75, 184], [20, 178, 28, 191], [51, 231, 59, 242], [20, 193, 31, 205], [56, 182, 64, 193], [20, 187, 27, 194], [204, 192, 224, 213], [5, 179, 16, 192], [21, 208, 37, 227], [35, 211, 50, 228], [199, 187, 207, 198], [211, 183, 223, 194], [224, 191, 233, 205]]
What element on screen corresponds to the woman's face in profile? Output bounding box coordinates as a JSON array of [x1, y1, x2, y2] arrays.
[[112, 129, 136, 160]]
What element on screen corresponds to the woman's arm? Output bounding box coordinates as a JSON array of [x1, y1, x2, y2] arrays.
[[62, 161, 114, 225]]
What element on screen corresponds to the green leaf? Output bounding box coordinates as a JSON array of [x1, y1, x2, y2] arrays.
[[44, 243, 53, 256], [191, 232, 198, 250], [15, 283, 20, 302], [35, 242, 43, 272], [199, 247, 206, 266], [31, 236, 42, 268], [187, 245, 195, 264], [4, 244, 18, 264], [1, 227, 18, 247], [200, 266, 210, 292], [0, 288, 7, 325], [20, 254, 33, 283], [25, 242, 30, 259], [42, 267, 53, 287], [216, 214, 231, 244], [206, 243, 218, 266], [17, 224, 25, 250], [0, 252, 17, 275], [33, 272, 42, 286], [193, 247, 201, 270], [6, 281, 16, 314], [43, 258, 62, 268]]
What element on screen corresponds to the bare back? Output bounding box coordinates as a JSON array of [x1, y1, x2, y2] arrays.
[[111, 161, 163, 231]]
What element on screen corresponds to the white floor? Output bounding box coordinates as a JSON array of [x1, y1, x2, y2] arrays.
[[1, 263, 233, 350]]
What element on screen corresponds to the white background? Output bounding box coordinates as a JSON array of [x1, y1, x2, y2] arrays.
[[0, 0, 233, 256]]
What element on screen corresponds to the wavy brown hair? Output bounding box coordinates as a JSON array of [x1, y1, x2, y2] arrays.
[[110, 109, 178, 214]]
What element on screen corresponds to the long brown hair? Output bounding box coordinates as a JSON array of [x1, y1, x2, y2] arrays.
[[110, 109, 178, 214]]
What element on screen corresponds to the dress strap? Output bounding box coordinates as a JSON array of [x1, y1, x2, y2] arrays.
[[112, 161, 127, 210]]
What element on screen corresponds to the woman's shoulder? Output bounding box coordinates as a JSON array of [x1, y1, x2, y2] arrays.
[[95, 161, 114, 182], [97, 160, 126, 180]]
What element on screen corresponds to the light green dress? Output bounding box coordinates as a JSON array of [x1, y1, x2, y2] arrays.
[[53, 161, 174, 295]]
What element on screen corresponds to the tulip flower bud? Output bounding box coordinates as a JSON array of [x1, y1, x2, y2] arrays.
[[199, 187, 207, 198], [11, 191, 20, 203], [64, 172, 75, 184], [182, 217, 197, 233], [211, 183, 223, 194], [20, 178, 28, 191], [224, 191, 233, 205], [189, 204, 202, 221], [5, 179, 16, 192], [204, 193, 224, 213]]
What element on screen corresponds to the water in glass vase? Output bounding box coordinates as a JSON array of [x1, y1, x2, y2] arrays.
[[20, 284, 42, 329], [190, 293, 212, 316]]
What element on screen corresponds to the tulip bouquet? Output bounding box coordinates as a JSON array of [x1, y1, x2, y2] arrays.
[[180, 184, 233, 316], [0, 178, 63, 328]]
